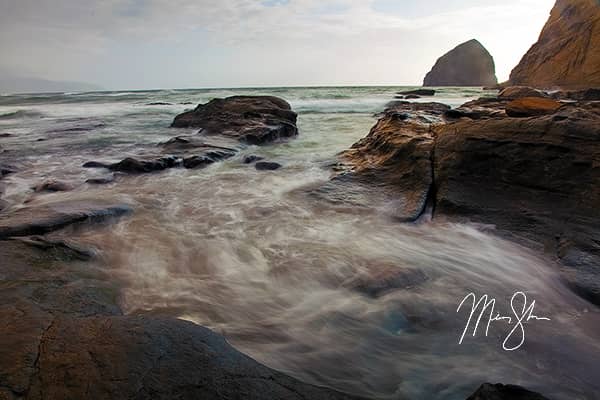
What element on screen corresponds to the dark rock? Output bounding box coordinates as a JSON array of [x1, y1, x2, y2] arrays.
[[509, 0, 600, 89], [82, 161, 110, 169], [405, 95, 420, 99], [33, 180, 74, 193], [244, 155, 264, 164], [398, 89, 436, 96], [498, 86, 549, 99], [160, 136, 237, 154], [552, 88, 600, 101], [109, 156, 179, 173], [255, 161, 282, 171], [0, 163, 17, 178], [183, 149, 235, 169], [0, 200, 133, 238], [0, 133, 13, 138], [423, 39, 498, 87], [146, 102, 173, 106], [505, 97, 562, 117], [171, 96, 298, 145], [466, 383, 550, 400]]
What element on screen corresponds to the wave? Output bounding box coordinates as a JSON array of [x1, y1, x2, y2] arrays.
[[0, 109, 44, 120]]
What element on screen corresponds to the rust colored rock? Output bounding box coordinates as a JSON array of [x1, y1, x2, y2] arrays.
[[505, 97, 562, 117], [498, 86, 548, 99], [423, 39, 498, 87], [171, 96, 298, 145], [509, 0, 600, 89]]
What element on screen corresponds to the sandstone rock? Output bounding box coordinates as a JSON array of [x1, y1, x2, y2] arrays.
[[498, 86, 548, 99], [171, 96, 298, 145], [0, 200, 133, 238], [505, 97, 562, 117], [552, 88, 600, 101], [466, 383, 549, 400], [398, 89, 436, 96], [509, 0, 600, 89], [255, 161, 282, 171], [423, 39, 498, 87]]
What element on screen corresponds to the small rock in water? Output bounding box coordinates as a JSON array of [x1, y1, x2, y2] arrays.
[[243, 155, 264, 164], [0, 164, 17, 177], [34, 180, 74, 193], [0, 133, 13, 138], [255, 161, 282, 171], [146, 102, 173, 106], [398, 89, 435, 96], [109, 156, 178, 173], [466, 383, 550, 400], [404, 95, 421, 99], [83, 161, 110, 169]]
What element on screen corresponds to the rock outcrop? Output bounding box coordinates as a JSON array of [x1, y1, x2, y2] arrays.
[[171, 96, 298, 145], [423, 39, 498, 87], [509, 0, 600, 89], [466, 383, 549, 400], [318, 98, 600, 305]]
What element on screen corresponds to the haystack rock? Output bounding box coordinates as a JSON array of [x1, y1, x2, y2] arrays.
[[423, 39, 498, 87], [510, 0, 600, 89]]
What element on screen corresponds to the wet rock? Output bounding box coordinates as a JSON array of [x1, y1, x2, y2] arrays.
[[0, 163, 17, 178], [255, 161, 282, 171], [505, 97, 562, 117], [108, 156, 179, 173], [146, 102, 173, 106], [33, 179, 74, 193], [423, 39, 498, 87], [405, 95, 420, 99], [509, 0, 600, 89], [444, 98, 509, 120], [183, 149, 235, 169], [397, 89, 436, 96], [171, 96, 298, 145], [498, 86, 548, 99], [160, 136, 237, 155], [0, 200, 133, 238], [552, 88, 600, 101], [466, 383, 549, 400], [12, 235, 97, 260], [244, 155, 264, 164], [0, 133, 13, 138]]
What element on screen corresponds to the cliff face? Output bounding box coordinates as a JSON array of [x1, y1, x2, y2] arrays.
[[423, 39, 498, 87], [509, 0, 600, 89]]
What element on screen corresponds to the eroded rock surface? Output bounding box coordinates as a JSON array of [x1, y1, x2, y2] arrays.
[[509, 0, 600, 89]]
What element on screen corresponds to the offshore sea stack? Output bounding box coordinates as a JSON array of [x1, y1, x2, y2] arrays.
[[423, 39, 498, 87], [509, 0, 600, 89]]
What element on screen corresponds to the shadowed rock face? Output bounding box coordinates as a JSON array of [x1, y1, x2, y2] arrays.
[[423, 39, 498, 87], [171, 96, 298, 145], [509, 0, 600, 89]]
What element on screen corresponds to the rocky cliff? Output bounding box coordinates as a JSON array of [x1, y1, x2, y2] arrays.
[[423, 39, 498, 87], [509, 0, 600, 89]]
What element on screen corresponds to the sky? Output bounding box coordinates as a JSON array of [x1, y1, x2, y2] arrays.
[[0, 0, 555, 90]]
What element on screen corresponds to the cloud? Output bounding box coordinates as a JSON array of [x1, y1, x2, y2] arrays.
[[0, 0, 555, 88]]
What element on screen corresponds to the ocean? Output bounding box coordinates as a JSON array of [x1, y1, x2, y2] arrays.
[[1, 87, 598, 399]]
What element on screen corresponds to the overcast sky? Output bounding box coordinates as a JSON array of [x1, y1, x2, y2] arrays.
[[0, 0, 554, 90]]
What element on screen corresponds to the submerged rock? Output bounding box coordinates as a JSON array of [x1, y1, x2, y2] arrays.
[[86, 175, 115, 185], [0, 200, 133, 238], [509, 0, 600, 89], [243, 155, 264, 164], [255, 161, 282, 171], [171, 96, 298, 145], [0, 163, 16, 178], [183, 149, 235, 169], [466, 383, 549, 400], [423, 39, 498, 87], [33, 179, 74, 193]]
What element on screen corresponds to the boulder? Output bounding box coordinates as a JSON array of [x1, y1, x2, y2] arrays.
[[466, 383, 549, 400], [171, 96, 298, 145], [0, 200, 133, 238], [498, 86, 548, 99], [504, 97, 562, 117], [423, 39, 498, 87], [108, 156, 179, 173], [509, 0, 600, 89]]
